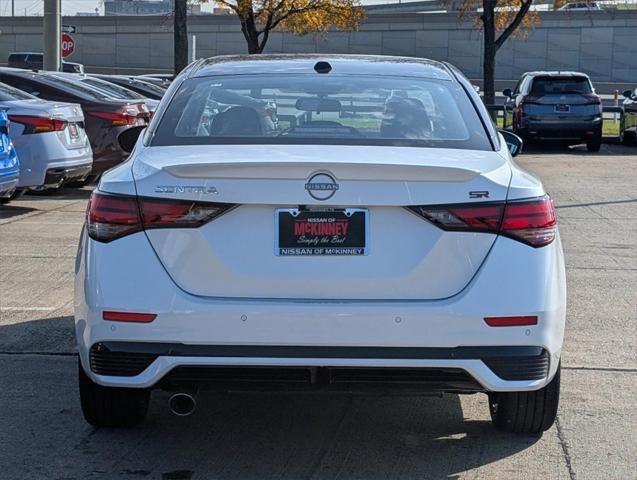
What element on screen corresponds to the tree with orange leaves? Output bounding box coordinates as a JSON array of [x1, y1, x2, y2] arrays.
[[457, 0, 538, 107], [207, 0, 365, 54]]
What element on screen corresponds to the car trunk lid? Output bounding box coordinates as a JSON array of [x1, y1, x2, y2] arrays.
[[130, 144, 511, 300]]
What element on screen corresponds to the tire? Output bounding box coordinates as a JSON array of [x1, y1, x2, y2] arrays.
[[586, 134, 602, 152], [78, 360, 150, 427], [622, 131, 636, 146], [488, 363, 560, 434], [0, 188, 25, 204]]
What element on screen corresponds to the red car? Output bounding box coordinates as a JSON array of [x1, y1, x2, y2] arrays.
[[0, 68, 150, 181]]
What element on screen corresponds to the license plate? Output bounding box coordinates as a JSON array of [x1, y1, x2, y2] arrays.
[[555, 104, 570, 113], [276, 208, 368, 256]]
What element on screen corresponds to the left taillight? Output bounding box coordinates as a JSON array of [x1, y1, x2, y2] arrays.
[[86, 192, 142, 243], [407, 196, 557, 248], [86, 192, 235, 243], [8, 115, 67, 134]]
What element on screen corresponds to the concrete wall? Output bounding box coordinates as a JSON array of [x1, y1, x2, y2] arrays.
[[0, 11, 635, 82]]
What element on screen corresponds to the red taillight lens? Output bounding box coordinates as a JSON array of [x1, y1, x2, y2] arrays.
[[88, 105, 147, 126], [410, 204, 504, 233], [139, 197, 233, 228], [9, 115, 67, 134], [86, 192, 142, 242], [86, 192, 235, 243], [501, 197, 557, 247], [408, 196, 557, 248]]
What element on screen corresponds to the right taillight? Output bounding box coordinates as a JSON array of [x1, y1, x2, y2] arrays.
[[88, 105, 147, 127], [86, 192, 235, 243], [500, 197, 557, 247], [408, 196, 556, 248]]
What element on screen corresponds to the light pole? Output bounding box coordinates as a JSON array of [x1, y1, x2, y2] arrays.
[[43, 0, 61, 71]]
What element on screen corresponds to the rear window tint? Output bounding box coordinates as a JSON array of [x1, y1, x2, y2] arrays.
[[530, 76, 592, 95], [42, 75, 111, 101], [152, 74, 492, 151], [0, 82, 36, 101]]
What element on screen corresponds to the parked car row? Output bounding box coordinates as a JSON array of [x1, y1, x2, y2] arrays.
[[0, 65, 170, 202], [621, 87, 637, 146], [502, 71, 636, 149]]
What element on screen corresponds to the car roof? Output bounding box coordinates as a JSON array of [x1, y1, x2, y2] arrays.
[[523, 71, 591, 78], [191, 54, 454, 81]]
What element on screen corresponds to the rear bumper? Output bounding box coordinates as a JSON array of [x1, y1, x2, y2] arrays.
[[88, 342, 550, 393], [520, 116, 602, 139], [75, 228, 567, 393], [0, 173, 19, 197], [42, 164, 93, 188]]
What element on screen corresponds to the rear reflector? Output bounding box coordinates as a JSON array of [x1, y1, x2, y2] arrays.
[[408, 196, 557, 248], [103, 311, 157, 323], [484, 316, 538, 327], [87, 191, 236, 243]]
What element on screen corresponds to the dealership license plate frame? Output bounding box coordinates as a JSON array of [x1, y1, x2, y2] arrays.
[[555, 104, 570, 113], [275, 207, 369, 256]]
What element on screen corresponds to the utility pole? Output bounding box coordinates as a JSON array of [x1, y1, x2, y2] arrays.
[[11, 0, 15, 16], [43, 0, 61, 71], [174, 0, 188, 74]]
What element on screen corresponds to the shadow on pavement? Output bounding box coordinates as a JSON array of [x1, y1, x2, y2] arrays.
[[0, 316, 541, 479], [0, 315, 76, 354], [0, 203, 36, 220], [25, 186, 93, 200]]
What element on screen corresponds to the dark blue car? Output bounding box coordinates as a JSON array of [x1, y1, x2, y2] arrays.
[[0, 110, 20, 203]]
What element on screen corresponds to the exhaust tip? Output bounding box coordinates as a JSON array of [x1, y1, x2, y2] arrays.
[[168, 392, 196, 417]]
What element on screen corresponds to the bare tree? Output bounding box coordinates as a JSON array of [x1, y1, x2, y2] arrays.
[[457, 0, 536, 105]]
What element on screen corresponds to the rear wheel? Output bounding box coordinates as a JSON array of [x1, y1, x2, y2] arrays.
[[78, 360, 150, 427], [586, 134, 602, 152], [622, 130, 636, 146], [488, 363, 560, 434]]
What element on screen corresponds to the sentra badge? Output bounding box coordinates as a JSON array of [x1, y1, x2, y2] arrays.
[[155, 185, 218, 194]]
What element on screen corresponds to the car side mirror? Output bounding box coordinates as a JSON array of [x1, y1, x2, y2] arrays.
[[500, 130, 523, 157], [623, 89, 634, 100], [502, 88, 513, 98], [118, 126, 145, 154]]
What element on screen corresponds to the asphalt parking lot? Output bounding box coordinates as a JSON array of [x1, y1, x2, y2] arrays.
[[0, 143, 635, 480]]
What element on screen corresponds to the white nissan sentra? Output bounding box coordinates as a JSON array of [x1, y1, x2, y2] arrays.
[[74, 55, 566, 433]]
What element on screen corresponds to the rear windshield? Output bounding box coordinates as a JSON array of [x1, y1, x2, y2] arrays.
[[0, 82, 36, 101], [126, 78, 166, 97], [80, 77, 145, 100], [45, 75, 112, 101], [152, 74, 491, 150], [530, 76, 592, 95]]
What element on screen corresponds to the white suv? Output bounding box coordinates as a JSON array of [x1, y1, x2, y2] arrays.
[[75, 55, 566, 434]]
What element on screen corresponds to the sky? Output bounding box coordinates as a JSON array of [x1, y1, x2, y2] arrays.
[[1, 0, 635, 16], [2, 0, 404, 16]]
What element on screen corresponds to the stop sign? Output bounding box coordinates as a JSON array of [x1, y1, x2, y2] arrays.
[[61, 33, 75, 58]]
